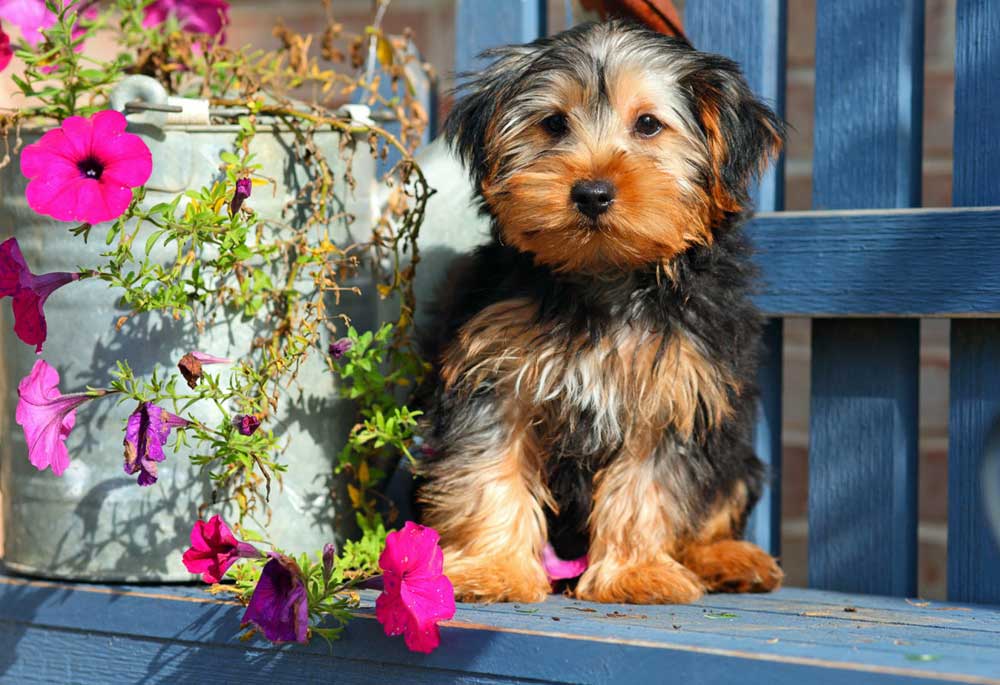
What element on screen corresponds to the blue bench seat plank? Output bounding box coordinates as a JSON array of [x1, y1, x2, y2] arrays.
[[3, 576, 1000, 684], [949, 0, 1000, 605], [807, 0, 924, 598], [746, 207, 1000, 317], [685, 0, 787, 558]]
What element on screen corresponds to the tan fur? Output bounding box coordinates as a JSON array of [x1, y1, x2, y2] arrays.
[[678, 482, 784, 593], [418, 407, 552, 603], [575, 448, 704, 604]]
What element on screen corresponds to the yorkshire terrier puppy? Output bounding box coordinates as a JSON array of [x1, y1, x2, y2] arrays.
[[416, 20, 785, 604]]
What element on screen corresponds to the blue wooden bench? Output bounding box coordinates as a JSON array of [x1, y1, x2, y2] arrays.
[[3, 1, 1000, 682]]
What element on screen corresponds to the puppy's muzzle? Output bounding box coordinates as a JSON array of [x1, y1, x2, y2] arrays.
[[571, 179, 616, 219]]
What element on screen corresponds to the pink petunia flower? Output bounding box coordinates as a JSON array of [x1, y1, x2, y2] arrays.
[[542, 543, 588, 582], [20, 110, 153, 225], [0, 21, 12, 72], [143, 0, 229, 40], [123, 401, 190, 486], [0, 0, 55, 47], [242, 552, 309, 644], [0, 237, 79, 352], [375, 521, 456, 654], [15, 359, 102, 476], [182, 515, 259, 583]]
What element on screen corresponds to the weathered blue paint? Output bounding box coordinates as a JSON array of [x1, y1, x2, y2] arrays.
[[949, 0, 1000, 605], [685, 0, 786, 558], [2, 576, 999, 684], [744, 207, 1000, 316], [455, 0, 546, 75], [807, 0, 923, 597]]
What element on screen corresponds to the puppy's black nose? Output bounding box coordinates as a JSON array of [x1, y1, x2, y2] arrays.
[[571, 179, 615, 219]]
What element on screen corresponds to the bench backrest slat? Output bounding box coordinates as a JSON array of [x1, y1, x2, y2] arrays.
[[686, 0, 787, 559], [948, 0, 1000, 604], [806, 0, 923, 598]]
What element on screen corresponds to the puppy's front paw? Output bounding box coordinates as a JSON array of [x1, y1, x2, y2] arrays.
[[445, 554, 550, 604], [682, 540, 784, 593], [575, 557, 705, 604]]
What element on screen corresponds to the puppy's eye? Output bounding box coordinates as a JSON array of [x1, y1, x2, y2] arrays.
[[541, 113, 569, 137], [634, 114, 664, 138]]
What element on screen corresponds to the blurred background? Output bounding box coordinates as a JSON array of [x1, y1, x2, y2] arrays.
[[0, 0, 959, 598]]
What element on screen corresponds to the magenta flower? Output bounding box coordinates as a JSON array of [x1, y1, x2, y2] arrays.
[[229, 177, 251, 216], [143, 0, 229, 40], [20, 110, 153, 225], [234, 414, 261, 436], [123, 402, 190, 486], [375, 522, 455, 654], [15, 359, 102, 476], [329, 337, 352, 360], [542, 543, 588, 582], [0, 0, 55, 47], [182, 515, 258, 583], [0, 21, 12, 72], [242, 553, 309, 644], [177, 350, 231, 388], [0, 237, 79, 353]]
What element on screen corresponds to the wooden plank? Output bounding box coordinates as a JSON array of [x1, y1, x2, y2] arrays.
[[3, 578, 1000, 684], [455, 0, 546, 74], [685, 0, 786, 557], [745, 207, 1000, 317], [949, 0, 1000, 605], [808, 0, 923, 597]]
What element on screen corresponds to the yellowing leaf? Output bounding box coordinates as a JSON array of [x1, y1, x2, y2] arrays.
[[376, 283, 392, 298], [376, 35, 393, 67], [359, 461, 370, 485], [347, 484, 362, 508]]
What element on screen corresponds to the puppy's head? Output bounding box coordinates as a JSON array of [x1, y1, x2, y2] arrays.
[[445, 20, 783, 273]]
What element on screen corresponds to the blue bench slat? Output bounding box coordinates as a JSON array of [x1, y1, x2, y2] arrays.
[[455, 0, 546, 74], [3, 577, 999, 684], [948, 0, 1000, 605], [745, 207, 1000, 316], [686, 0, 787, 558], [807, 0, 923, 597]]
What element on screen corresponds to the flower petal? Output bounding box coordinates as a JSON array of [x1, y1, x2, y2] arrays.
[[12, 289, 46, 351], [399, 572, 456, 625]]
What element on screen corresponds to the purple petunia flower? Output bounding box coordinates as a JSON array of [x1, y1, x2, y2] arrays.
[[123, 402, 190, 486], [242, 552, 309, 644], [182, 514, 258, 583], [328, 337, 352, 361], [15, 359, 102, 476], [229, 177, 252, 216], [234, 414, 260, 436], [143, 0, 229, 40]]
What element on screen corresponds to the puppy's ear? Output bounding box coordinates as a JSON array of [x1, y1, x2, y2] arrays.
[[444, 46, 538, 193], [684, 55, 784, 215]]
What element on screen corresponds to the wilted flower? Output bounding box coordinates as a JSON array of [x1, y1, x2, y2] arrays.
[[242, 553, 309, 644], [177, 350, 231, 389], [229, 177, 252, 216], [15, 359, 104, 476], [0, 0, 55, 46], [143, 0, 229, 40], [20, 110, 153, 225], [123, 402, 190, 486], [541, 543, 588, 582], [375, 521, 455, 654], [182, 515, 258, 583], [328, 337, 352, 361], [0, 21, 12, 72], [234, 414, 261, 436], [0, 237, 79, 352]]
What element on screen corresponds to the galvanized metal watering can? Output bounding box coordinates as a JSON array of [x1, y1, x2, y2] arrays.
[[0, 76, 381, 581]]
